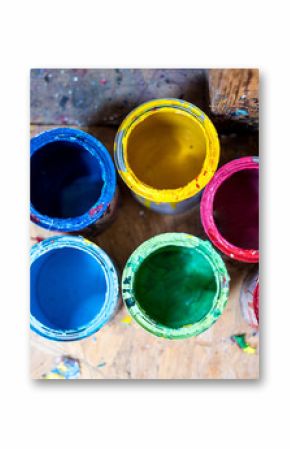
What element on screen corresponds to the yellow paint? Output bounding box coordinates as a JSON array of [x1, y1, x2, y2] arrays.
[[58, 362, 68, 372], [243, 346, 256, 354], [144, 198, 151, 209], [43, 373, 64, 379], [115, 99, 220, 203], [121, 315, 132, 324], [126, 108, 206, 189]]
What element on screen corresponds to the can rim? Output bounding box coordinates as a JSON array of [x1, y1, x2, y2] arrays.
[[121, 232, 230, 339], [30, 235, 119, 341], [30, 128, 116, 232], [114, 99, 220, 203], [200, 156, 259, 263]]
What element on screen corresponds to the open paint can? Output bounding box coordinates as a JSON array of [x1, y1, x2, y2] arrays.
[[240, 269, 259, 328], [122, 233, 229, 339], [200, 156, 259, 263], [114, 99, 220, 214], [30, 236, 119, 341], [30, 128, 117, 234]]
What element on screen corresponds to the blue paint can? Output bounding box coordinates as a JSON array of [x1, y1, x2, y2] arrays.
[[30, 128, 117, 233], [30, 236, 119, 341]]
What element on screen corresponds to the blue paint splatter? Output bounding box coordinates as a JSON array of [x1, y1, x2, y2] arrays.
[[232, 108, 249, 117]]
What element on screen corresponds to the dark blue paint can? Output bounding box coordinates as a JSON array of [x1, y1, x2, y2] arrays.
[[30, 128, 117, 232]]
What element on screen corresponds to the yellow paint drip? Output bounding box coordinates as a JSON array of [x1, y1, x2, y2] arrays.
[[144, 198, 151, 208], [243, 346, 256, 354], [115, 99, 220, 203]]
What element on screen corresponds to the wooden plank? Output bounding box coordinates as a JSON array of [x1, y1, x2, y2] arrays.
[[208, 69, 259, 126], [30, 125, 259, 380]]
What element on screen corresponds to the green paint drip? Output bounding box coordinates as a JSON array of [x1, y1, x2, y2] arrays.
[[122, 233, 230, 339], [134, 246, 217, 329]]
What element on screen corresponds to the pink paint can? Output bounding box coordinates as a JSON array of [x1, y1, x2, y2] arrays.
[[200, 156, 259, 263], [239, 269, 259, 328]]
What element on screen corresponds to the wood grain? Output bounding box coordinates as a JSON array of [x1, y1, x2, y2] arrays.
[[208, 69, 259, 126]]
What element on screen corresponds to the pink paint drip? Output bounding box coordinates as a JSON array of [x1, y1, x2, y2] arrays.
[[31, 214, 40, 223], [253, 281, 259, 323], [240, 270, 259, 328], [32, 236, 44, 243], [89, 204, 104, 216]]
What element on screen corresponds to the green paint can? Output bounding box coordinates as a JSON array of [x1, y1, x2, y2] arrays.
[[122, 233, 230, 339]]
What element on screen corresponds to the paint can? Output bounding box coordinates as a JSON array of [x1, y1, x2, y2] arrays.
[[30, 128, 117, 235], [30, 235, 119, 341], [200, 156, 259, 263], [122, 233, 229, 339], [239, 269, 259, 328], [114, 99, 220, 214]]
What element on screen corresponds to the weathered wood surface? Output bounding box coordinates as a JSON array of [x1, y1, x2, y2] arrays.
[[30, 69, 208, 126], [30, 124, 259, 380], [208, 69, 259, 127]]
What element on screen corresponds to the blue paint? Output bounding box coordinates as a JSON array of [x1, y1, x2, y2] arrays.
[[30, 236, 119, 341], [30, 128, 116, 232], [232, 108, 249, 117], [31, 248, 106, 329]]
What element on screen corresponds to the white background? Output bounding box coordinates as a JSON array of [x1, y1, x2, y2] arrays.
[[0, 1, 289, 447]]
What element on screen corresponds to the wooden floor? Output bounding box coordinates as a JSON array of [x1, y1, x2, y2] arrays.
[[30, 124, 259, 380]]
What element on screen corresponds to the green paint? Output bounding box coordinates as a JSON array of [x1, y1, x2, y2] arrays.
[[134, 246, 217, 329], [122, 233, 230, 339]]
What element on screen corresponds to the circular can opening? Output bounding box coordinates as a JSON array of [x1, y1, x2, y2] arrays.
[[201, 157, 259, 262], [30, 128, 116, 231], [122, 233, 229, 339], [30, 236, 119, 341], [115, 99, 220, 203]]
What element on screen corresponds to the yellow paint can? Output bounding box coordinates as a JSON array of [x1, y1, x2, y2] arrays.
[[114, 98, 220, 214]]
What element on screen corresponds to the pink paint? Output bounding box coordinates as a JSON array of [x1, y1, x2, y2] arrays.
[[200, 157, 259, 263], [239, 269, 259, 328], [30, 214, 40, 223], [253, 281, 259, 323], [32, 236, 44, 243], [89, 203, 104, 216]]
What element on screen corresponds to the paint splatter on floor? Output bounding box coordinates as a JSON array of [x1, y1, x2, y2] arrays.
[[43, 356, 80, 379], [31, 236, 44, 243], [121, 315, 132, 325], [97, 362, 106, 368], [231, 334, 256, 354]]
